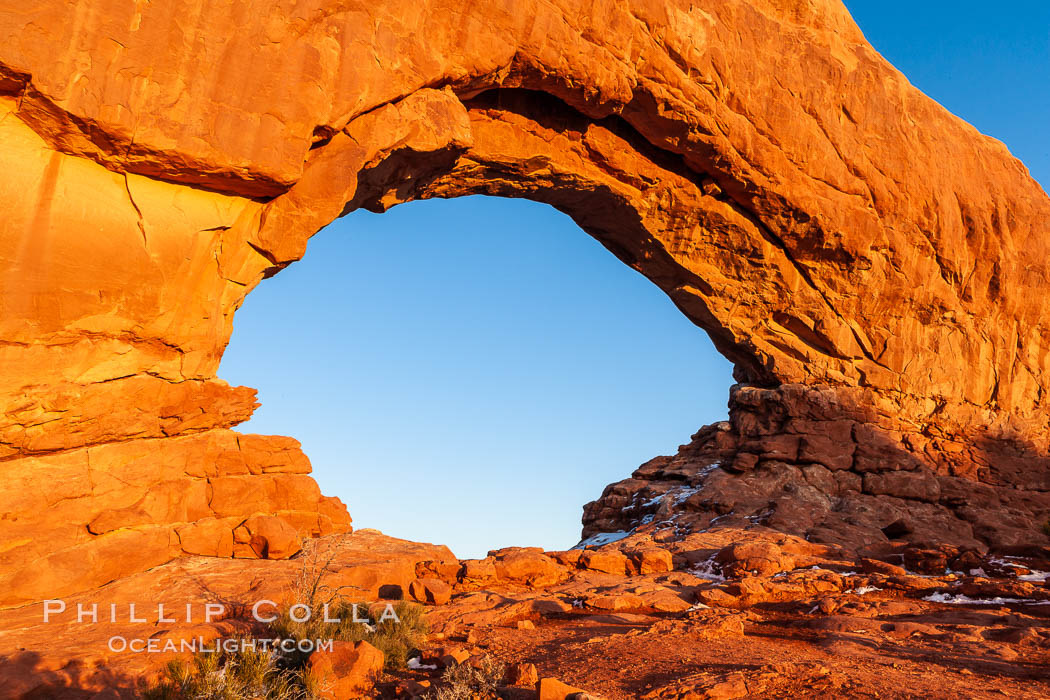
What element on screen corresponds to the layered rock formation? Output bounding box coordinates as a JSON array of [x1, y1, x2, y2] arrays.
[[583, 384, 1050, 553], [1, 0, 1049, 606], [0, 423, 352, 608]]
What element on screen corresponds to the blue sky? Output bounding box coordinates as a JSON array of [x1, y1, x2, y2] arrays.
[[845, 1, 1048, 188], [220, 4, 1047, 558], [221, 198, 731, 557]]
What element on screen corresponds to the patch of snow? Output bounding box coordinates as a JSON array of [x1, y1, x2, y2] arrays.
[[574, 530, 632, 549], [987, 558, 1049, 582], [641, 493, 665, 508], [673, 486, 701, 505], [969, 568, 987, 577], [688, 555, 725, 583], [989, 557, 1021, 569], [923, 592, 1050, 606], [407, 658, 438, 670], [852, 586, 882, 595], [1018, 570, 1050, 582], [698, 462, 723, 477]]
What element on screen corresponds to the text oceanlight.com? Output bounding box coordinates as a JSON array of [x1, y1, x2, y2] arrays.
[[108, 636, 335, 654]]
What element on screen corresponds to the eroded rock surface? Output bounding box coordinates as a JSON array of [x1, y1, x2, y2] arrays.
[[3, 530, 1048, 699], [2, 0, 1050, 604], [583, 384, 1050, 553]]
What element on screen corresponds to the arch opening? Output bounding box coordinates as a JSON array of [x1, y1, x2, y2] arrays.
[[220, 195, 735, 558]]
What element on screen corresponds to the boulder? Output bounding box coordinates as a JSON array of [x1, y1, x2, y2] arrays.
[[409, 577, 452, 606], [579, 550, 629, 576], [242, 515, 302, 560], [494, 551, 564, 587], [538, 678, 588, 700], [307, 640, 384, 699], [505, 662, 539, 687], [716, 541, 794, 578], [626, 548, 674, 575]]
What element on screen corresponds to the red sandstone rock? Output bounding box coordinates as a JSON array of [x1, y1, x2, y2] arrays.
[[548, 550, 585, 568], [505, 662, 540, 687], [1, 528, 1048, 697], [308, 640, 384, 699], [459, 558, 499, 587], [537, 677, 589, 700], [243, 514, 302, 560], [585, 593, 644, 611], [627, 548, 674, 575], [494, 550, 565, 587], [416, 559, 463, 584], [439, 649, 472, 667], [716, 541, 794, 578], [860, 558, 908, 576], [579, 550, 629, 576], [583, 385, 1041, 554], [176, 517, 235, 558], [409, 577, 453, 606], [0, 429, 348, 606]]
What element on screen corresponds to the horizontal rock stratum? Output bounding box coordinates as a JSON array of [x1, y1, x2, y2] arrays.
[[1, 0, 1049, 606]]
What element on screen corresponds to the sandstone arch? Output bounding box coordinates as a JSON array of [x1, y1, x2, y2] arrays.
[[1, 0, 1049, 606]]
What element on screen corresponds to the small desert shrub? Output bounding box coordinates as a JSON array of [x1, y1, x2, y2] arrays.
[[142, 643, 322, 700], [421, 656, 507, 700], [362, 600, 428, 669], [270, 534, 427, 670], [271, 599, 427, 670]]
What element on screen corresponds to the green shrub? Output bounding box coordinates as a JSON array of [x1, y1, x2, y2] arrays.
[[269, 535, 428, 670], [271, 599, 427, 670], [146, 536, 429, 698], [142, 642, 322, 700], [421, 656, 506, 700], [361, 600, 428, 669]]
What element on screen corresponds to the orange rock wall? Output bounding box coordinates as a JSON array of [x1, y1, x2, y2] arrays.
[[2, 0, 1049, 604]]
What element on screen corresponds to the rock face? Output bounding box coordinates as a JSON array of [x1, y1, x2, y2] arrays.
[[308, 640, 385, 700], [1, 0, 1049, 606], [0, 428, 352, 608], [0, 531, 457, 697], [583, 385, 1050, 552]]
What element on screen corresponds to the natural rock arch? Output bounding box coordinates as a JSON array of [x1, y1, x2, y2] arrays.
[[1, 0, 1049, 606]]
